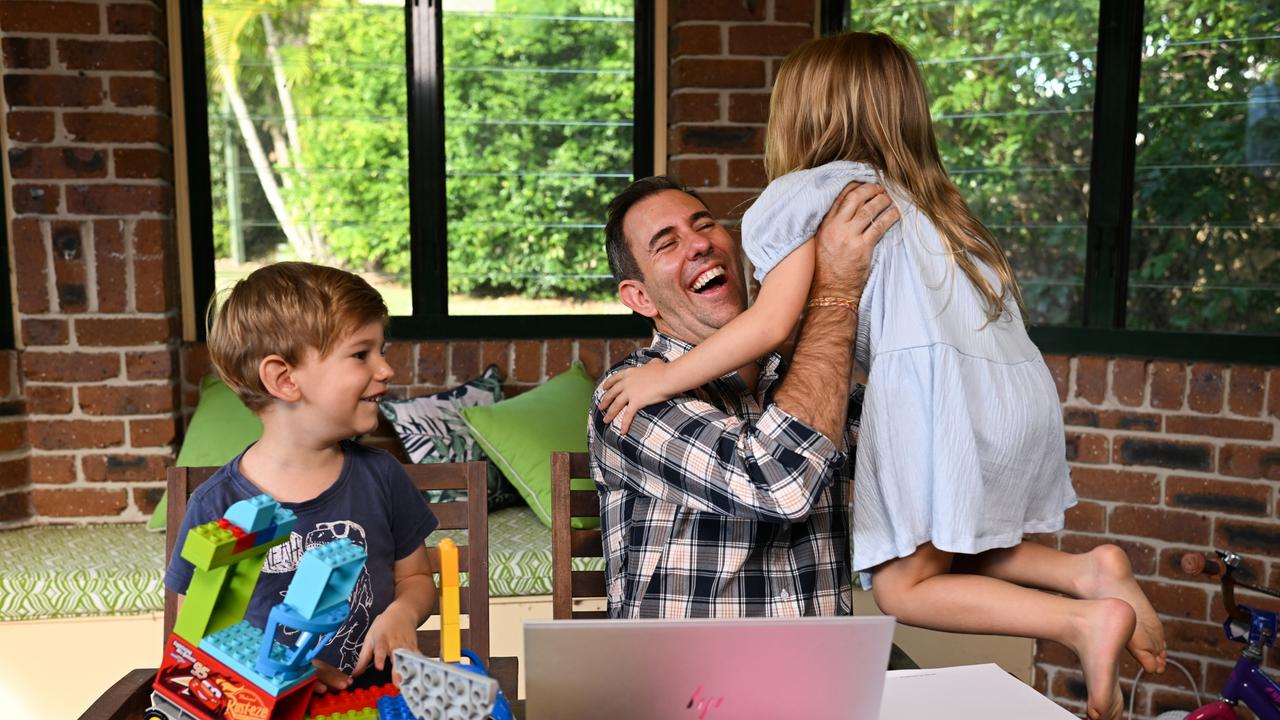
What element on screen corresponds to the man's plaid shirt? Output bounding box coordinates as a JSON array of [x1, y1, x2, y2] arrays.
[[589, 333, 857, 618]]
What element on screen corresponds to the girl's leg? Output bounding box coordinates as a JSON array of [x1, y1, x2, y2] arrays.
[[953, 542, 1166, 673], [872, 543, 1135, 720]]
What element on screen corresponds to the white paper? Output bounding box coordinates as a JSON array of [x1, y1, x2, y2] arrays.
[[879, 663, 1076, 719]]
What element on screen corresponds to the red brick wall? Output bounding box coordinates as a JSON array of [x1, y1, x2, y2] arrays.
[[2, 2, 1277, 717], [1, 0, 180, 525], [1034, 357, 1279, 718]]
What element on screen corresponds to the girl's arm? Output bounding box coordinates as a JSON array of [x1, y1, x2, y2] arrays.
[[599, 239, 815, 433]]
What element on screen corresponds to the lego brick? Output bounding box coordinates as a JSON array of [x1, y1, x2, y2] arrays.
[[283, 537, 367, 619], [308, 683, 398, 717], [181, 517, 291, 571], [180, 520, 237, 569], [376, 694, 415, 720], [441, 585, 459, 621], [394, 649, 497, 720], [313, 709, 379, 720], [172, 562, 230, 644], [224, 494, 277, 533], [441, 626, 461, 663], [200, 620, 313, 697], [438, 538, 459, 587]]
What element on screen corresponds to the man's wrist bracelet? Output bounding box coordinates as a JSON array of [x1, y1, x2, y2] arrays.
[[806, 295, 858, 311]]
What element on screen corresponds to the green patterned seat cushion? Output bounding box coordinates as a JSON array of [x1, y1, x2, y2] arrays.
[[0, 525, 165, 621], [0, 507, 601, 621], [434, 505, 603, 597]]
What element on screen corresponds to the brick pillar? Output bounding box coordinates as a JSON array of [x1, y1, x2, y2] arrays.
[[2, 0, 181, 524], [667, 0, 816, 226]]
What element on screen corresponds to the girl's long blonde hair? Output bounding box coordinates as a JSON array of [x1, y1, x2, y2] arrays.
[[766, 31, 1024, 321]]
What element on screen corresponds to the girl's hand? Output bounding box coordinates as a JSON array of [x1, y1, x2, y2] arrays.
[[353, 601, 419, 684], [597, 359, 673, 434]]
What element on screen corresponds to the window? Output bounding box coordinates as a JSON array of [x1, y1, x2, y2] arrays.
[[829, 1, 1278, 361], [1128, 2, 1278, 335], [182, 0, 653, 339]]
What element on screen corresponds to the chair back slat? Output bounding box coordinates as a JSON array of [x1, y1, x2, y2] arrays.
[[570, 571, 607, 598], [570, 529, 603, 558], [568, 452, 591, 477], [568, 489, 599, 517], [425, 545, 472, 574], [551, 451, 606, 619], [429, 502, 469, 529]]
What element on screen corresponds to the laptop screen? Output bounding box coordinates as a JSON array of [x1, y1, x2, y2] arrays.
[[525, 616, 895, 720]]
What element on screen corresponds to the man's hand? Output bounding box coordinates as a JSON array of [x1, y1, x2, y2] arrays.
[[353, 601, 420, 684], [810, 182, 898, 299]]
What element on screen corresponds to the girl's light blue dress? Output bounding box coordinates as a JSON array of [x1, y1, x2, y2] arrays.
[[741, 161, 1077, 588]]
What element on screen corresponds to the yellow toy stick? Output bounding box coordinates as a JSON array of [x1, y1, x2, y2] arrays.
[[437, 538, 461, 663]]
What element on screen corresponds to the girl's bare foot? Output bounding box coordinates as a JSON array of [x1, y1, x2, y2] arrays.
[[1081, 544, 1167, 673], [1068, 597, 1134, 720]]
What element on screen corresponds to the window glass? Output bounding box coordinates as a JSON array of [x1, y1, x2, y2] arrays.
[[848, 2, 1099, 325], [1127, 1, 1279, 333], [203, 0, 638, 319], [204, 0, 412, 314], [442, 0, 635, 316]]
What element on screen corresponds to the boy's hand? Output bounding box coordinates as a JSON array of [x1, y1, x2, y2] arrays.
[[310, 659, 352, 693], [597, 359, 671, 434], [354, 601, 419, 684]]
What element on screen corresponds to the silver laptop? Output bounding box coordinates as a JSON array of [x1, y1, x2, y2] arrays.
[[524, 616, 895, 720]]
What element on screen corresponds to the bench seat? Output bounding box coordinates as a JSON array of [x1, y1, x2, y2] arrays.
[[0, 506, 603, 622]]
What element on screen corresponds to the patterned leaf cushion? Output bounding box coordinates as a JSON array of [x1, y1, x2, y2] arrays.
[[460, 361, 597, 529], [379, 364, 523, 511]]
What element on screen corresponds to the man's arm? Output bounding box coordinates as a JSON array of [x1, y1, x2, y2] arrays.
[[773, 182, 897, 442]]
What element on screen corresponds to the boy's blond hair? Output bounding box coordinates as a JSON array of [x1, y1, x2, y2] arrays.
[[208, 262, 388, 411]]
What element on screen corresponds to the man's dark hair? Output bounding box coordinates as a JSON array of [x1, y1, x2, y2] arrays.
[[604, 176, 706, 284]]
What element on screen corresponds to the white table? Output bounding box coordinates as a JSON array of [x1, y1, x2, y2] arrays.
[[880, 663, 1076, 719]]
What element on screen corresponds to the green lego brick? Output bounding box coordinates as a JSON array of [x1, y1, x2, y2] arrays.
[[173, 556, 267, 643]]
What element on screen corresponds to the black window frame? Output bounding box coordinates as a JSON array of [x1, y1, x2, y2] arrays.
[[181, 0, 654, 341], [826, 0, 1279, 364]]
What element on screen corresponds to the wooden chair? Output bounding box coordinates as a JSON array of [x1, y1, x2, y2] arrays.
[[81, 460, 511, 720], [550, 451, 607, 619]]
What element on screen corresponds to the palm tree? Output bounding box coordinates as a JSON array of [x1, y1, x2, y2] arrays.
[[205, 0, 327, 263]]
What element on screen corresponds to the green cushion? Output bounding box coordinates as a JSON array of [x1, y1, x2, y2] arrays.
[[460, 361, 598, 529], [146, 374, 263, 531], [0, 525, 165, 620]]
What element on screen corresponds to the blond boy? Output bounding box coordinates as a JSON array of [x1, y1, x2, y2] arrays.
[[165, 262, 437, 691]]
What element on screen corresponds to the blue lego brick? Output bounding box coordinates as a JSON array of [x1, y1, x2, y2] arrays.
[[376, 694, 415, 720], [273, 507, 297, 536], [199, 620, 314, 697], [224, 494, 278, 533], [283, 538, 367, 619]]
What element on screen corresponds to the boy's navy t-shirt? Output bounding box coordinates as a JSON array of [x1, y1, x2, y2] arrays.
[[164, 440, 438, 676]]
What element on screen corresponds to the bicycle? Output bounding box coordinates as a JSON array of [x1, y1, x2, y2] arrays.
[[1171, 550, 1280, 720]]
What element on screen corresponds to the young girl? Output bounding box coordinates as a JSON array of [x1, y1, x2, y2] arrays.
[[599, 32, 1164, 720]]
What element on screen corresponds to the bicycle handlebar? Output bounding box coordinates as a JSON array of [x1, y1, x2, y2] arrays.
[[1180, 550, 1280, 625]]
